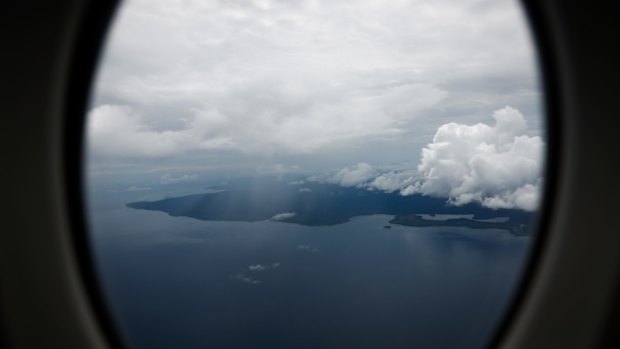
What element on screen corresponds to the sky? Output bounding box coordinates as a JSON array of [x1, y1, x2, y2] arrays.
[[86, 0, 545, 210]]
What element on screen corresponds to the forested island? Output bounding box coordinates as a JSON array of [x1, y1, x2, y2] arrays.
[[127, 178, 534, 235], [389, 214, 530, 235]]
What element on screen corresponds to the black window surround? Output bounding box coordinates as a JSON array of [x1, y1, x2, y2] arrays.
[[1, 1, 619, 348]]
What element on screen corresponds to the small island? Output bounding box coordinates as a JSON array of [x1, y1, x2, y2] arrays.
[[389, 214, 530, 235]]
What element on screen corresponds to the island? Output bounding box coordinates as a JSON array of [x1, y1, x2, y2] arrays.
[[127, 178, 535, 235], [389, 214, 530, 235]]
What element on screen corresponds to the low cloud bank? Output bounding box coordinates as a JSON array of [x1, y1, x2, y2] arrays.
[[327, 163, 377, 188], [160, 173, 198, 184], [308, 162, 418, 195], [270, 212, 296, 221], [126, 185, 151, 192], [312, 107, 544, 211]]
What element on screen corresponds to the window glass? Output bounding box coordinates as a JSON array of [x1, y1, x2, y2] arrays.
[[85, 1, 544, 348]]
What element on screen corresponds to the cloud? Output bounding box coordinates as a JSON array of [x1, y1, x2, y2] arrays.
[[306, 106, 544, 211], [298, 244, 320, 253], [89, 84, 444, 158], [323, 162, 378, 188], [414, 106, 544, 210], [299, 187, 311, 193], [88, 0, 538, 164], [270, 212, 296, 221], [368, 170, 419, 194], [248, 262, 280, 272], [87, 105, 200, 158], [229, 273, 261, 285], [160, 173, 198, 184], [126, 185, 151, 191], [310, 163, 417, 194], [248, 264, 266, 272], [256, 164, 300, 175]]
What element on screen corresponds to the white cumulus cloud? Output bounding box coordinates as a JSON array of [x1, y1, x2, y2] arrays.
[[415, 106, 544, 211], [310, 106, 544, 211]]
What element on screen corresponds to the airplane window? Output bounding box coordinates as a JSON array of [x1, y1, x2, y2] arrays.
[[84, 0, 545, 348]]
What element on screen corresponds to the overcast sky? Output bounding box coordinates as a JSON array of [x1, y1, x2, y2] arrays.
[[87, 0, 544, 210]]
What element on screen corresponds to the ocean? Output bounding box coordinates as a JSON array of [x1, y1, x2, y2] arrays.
[[89, 202, 530, 349]]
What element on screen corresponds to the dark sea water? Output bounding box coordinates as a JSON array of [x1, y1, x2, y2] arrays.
[[89, 205, 530, 349]]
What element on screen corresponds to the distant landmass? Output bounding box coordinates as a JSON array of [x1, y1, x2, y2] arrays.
[[389, 214, 530, 235], [127, 178, 534, 234]]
